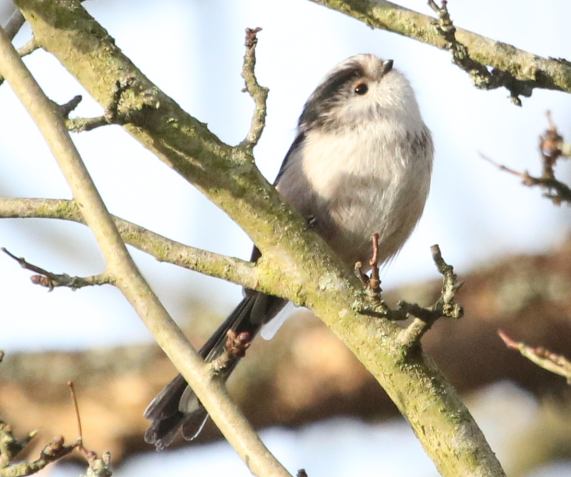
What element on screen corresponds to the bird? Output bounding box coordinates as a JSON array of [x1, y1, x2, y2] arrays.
[[144, 53, 433, 450]]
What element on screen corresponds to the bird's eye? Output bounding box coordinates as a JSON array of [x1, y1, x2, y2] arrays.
[[354, 83, 368, 95]]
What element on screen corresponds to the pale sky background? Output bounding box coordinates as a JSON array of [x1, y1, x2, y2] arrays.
[[0, 1, 570, 476]]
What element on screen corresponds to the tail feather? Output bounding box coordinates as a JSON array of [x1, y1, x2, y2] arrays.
[[144, 292, 286, 449]]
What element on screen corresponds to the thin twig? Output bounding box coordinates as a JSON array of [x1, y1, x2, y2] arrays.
[[498, 330, 571, 384], [66, 381, 113, 476], [354, 243, 463, 346], [66, 115, 112, 132], [66, 79, 134, 132], [58, 95, 83, 118], [428, 0, 529, 105], [2, 247, 113, 290], [396, 245, 463, 347], [0, 197, 260, 291], [67, 381, 84, 444], [0, 383, 112, 477], [481, 112, 571, 205], [239, 27, 269, 151], [0, 435, 77, 477]]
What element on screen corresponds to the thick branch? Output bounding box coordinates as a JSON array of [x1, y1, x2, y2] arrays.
[[0, 26, 290, 477], [310, 0, 571, 99], [2, 238, 571, 467], [11, 1, 506, 475]]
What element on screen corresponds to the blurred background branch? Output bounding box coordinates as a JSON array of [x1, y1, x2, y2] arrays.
[[1, 237, 570, 475]]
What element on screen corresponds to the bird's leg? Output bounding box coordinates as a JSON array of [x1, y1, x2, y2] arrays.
[[353, 233, 389, 316]]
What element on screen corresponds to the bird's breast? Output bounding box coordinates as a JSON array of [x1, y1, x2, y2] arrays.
[[278, 123, 432, 266]]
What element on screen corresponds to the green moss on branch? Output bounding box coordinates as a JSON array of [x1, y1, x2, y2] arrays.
[[12, 1, 505, 475]]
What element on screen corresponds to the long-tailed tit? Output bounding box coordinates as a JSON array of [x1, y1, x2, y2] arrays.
[[144, 53, 433, 449]]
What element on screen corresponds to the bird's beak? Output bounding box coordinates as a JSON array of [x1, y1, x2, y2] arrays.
[[381, 59, 394, 75]]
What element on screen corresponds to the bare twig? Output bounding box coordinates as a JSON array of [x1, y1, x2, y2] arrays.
[[498, 330, 571, 384], [67, 381, 113, 477], [428, 0, 530, 105], [0, 25, 291, 477], [0, 197, 260, 291], [67, 381, 84, 443], [397, 245, 463, 347], [58, 95, 83, 118], [2, 247, 113, 290], [0, 432, 77, 477], [239, 27, 269, 151], [0, 422, 37, 469], [66, 115, 113, 133], [482, 112, 571, 205], [0, 376, 112, 476], [354, 243, 463, 347], [66, 79, 134, 132]]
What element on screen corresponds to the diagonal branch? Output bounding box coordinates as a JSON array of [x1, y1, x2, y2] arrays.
[[310, 0, 571, 102], [0, 25, 291, 477], [10, 1, 506, 474], [4, 10, 25, 40]]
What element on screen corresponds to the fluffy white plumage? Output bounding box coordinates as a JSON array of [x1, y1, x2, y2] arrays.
[[277, 53, 433, 266]]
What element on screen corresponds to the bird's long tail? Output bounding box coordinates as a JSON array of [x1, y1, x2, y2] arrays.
[[144, 292, 285, 450]]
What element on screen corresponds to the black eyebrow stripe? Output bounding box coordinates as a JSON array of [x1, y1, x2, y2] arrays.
[[298, 63, 364, 129]]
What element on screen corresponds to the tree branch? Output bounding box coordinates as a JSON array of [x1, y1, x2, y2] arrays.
[[396, 244, 463, 347], [9, 1, 507, 474], [239, 27, 269, 151], [482, 112, 571, 205], [498, 330, 571, 384], [310, 0, 571, 102], [0, 197, 261, 291], [0, 24, 291, 477], [0, 373, 112, 477], [2, 247, 113, 290], [4, 9, 25, 40]]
